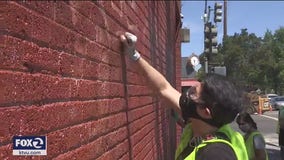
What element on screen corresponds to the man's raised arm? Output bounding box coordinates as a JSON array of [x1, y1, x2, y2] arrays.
[[120, 32, 181, 115]]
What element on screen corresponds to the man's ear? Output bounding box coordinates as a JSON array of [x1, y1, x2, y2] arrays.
[[197, 107, 212, 119]]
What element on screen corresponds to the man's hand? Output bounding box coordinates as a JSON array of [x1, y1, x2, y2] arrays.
[[120, 32, 141, 61]]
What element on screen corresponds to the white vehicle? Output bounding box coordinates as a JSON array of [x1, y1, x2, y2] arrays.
[[266, 93, 278, 100], [271, 96, 284, 110], [266, 94, 278, 110]]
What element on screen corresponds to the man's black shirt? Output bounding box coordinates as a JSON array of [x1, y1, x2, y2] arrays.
[[196, 142, 237, 160]]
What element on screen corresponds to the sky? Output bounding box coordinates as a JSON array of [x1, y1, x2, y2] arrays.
[[181, 1, 284, 57]]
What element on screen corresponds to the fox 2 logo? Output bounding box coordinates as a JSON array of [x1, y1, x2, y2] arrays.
[[13, 136, 46, 150]]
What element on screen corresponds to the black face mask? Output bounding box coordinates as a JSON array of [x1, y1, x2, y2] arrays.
[[179, 92, 204, 121], [179, 89, 221, 127]]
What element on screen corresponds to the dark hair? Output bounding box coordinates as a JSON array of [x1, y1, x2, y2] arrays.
[[200, 74, 243, 126], [236, 113, 257, 129]]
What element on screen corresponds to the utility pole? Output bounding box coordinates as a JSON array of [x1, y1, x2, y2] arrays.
[[223, 0, 227, 38], [204, 0, 208, 73], [203, 1, 223, 74], [204, 0, 207, 14]]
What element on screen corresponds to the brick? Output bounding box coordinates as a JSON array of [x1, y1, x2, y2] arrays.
[[0, 35, 122, 81], [85, 41, 122, 67], [47, 113, 127, 158], [53, 127, 128, 160], [55, 2, 97, 41], [127, 85, 152, 96], [59, 52, 123, 81], [0, 98, 126, 144], [128, 104, 153, 122], [124, 2, 140, 28], [66, 2, 125, 53], [131, 120, 153, 147], [68, 1, 106, 28], [76, 80, 124, 98], [120, 153, 130, 160], [2, 2, 123, 61], [149, 139, 158, 160], [132, 129, 153, 158], [126, 71, 146, 85], [127, 2, 150, 39], [96, 139, 129, 160], [129, 112, 155, 135], [96, 2, 124, 28], [0, 35, 38, 72], [127, 96, 153, 110], [2, 2, 73, 49], [134, 134, 154, 160], [0, 71, 124, 106], [18, 1, 97, 43], [70, 1, 126, 38], [16, 1, 56, 19], [119, 2, 150, 54], [134, 1, 150, 30], [70, 2, 127, 54], [0, 144, 11, 160], [0, 71, 68, 105], [95, 1, 147, 54]]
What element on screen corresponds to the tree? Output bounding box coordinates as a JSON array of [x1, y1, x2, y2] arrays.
[[217, 28, 284, 94], [198, 27, 284, 94], [271, 27, 284, 94]]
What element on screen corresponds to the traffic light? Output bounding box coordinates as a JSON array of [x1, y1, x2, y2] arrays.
[[214, 2, 222, 23], [211, 24, 218, 54], [204, 22, 211, 55], [204, 23, 218, 56]]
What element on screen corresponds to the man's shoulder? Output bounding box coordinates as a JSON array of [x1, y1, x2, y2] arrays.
[[253, 133, 266, 149], [196, 142, 237, 160]]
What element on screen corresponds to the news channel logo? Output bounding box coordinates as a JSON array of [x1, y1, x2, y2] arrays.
[[13, 136, 47, 156]]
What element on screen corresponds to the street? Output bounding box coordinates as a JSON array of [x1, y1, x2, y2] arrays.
[[231, 111, 281, 160]]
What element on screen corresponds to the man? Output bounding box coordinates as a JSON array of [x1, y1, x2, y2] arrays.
[[120, 32, 248, 160], [236, 113, 268, 160]]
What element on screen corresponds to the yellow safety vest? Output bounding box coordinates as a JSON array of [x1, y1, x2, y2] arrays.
[[245, 131, 268, 160], [175, 123, 192, 160], [175, 124, 248, 160]]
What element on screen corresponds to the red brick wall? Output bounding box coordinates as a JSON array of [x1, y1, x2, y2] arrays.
[[175, 24, 183, 145], [0, 1, 181, 159]]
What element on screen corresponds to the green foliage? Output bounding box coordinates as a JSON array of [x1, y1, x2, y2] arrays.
[[215, 27, 284, 94]]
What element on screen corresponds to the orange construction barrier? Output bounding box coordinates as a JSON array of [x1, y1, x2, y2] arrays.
[[258, 96, 262, 114], [258, 96, 270, 114]]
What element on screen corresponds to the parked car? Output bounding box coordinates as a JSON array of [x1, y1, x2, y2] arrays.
[[270, 96, 284, 110], [266, 93, 278, 100], [267, 94, 278, 109]]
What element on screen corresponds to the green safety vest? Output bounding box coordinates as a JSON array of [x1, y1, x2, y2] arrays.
[[245, 131, 268, 160], [175, 124, 248, 160], [175, 123, 192, 160]]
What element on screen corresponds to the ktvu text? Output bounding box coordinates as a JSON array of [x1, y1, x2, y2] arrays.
[[13, 136, 47, 156]]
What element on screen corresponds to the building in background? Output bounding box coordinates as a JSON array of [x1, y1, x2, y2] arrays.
[[181, 56, 200, 93]]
